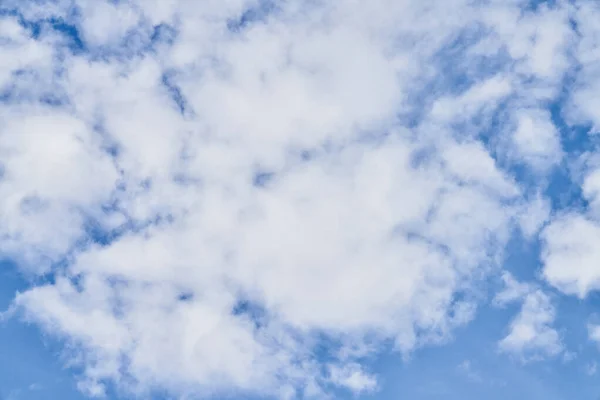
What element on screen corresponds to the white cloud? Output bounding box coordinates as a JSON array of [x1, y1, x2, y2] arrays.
[[75, 1, 142, 47], [0, 16, 54, 92], [542, 214, 600, 298], [429, 75, 513, 123], [0, 0, 584, 398], [493, 272, 532, 307], [498, 290, 562, 360], [517, 193, 551, 238], [541, 144, 600, 297], [494, 273, 562, 361], [511, 109, 562, 171], [327, 363, 378, 394]]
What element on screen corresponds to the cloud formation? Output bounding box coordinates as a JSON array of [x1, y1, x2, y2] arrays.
[[494, 273, 562, 361], [1, 0, 599, 398]]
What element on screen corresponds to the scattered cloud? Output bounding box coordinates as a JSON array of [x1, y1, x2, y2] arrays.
[[0, 0, 597, 398]]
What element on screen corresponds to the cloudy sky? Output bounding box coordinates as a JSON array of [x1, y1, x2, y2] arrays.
[[2, 0, 600, 399]]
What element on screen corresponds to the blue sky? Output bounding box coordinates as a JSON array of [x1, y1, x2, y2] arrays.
[[0, 266, 86, 400], [4, 0, 600, 399]]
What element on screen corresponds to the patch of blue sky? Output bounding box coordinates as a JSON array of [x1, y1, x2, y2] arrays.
[[0, 265, 101, 400], [366, 235, 600, 400], [226, 0, 278, 33], [160, 71, 188, 115], [0, 5, 84, 51], [2, 4, 181, 64], [368, 306, 600, 400], [150, 23, 177, 46], [49, 18, 85, 53], [252, 170, 275, 188]]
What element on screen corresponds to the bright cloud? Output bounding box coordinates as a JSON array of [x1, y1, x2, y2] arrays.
[[1, 0, 600, 399], [494, 273, 562, 360]]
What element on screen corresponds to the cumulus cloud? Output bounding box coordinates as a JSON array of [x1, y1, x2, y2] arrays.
[[542, 154, 600, 298], [511, 109, 562, 171], [0, 0, 591, 398], [542, 214, 600, 297], [494, 273, 562, 361], [327, 363, 377, 394]]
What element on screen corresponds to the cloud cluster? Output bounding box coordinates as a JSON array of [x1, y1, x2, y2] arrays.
[[540, 2, 600, 301], [0, 0, 597, 398]]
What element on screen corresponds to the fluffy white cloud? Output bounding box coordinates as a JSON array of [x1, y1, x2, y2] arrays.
[[0, 0, 587, 398], [498, 291, 562, 360], [494, 273, 562, 361], [542, 214, 600, 298], [511, 109, 562, 171], [542, 152, 600, 298], [327, 363, 377, 394]]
